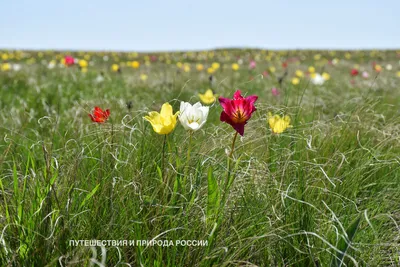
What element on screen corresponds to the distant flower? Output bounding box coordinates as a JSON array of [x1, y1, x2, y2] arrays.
[[1, 63, 11, 71], [268, 66, 276, 73], [198, 89, 216, 105], [311, 73, 325, 85], [271, 87, 280, 96], [350, 68, 359, 76], [48, 60, 56, 69], [374, 64, 382, 73], [362, 71, 369, 78], [268, 112, 292, 134], [322, 72, 330, 81], [111, 64, 120, 72], [132, 61, 140, 69], [79, 59, 88, 68], [249, 60, 256, 69], [211, 62, 220, 70], [396, 71, 400, 77], [219, 90, 258, 136], [262, 71, 269, 77], [89, 106, 110, 123], [13, 64, 21, 71], [207, 67, 215, 74], [308, 66, 315, 73], [282, 61, 288, 68], [196, 64, 204, 71], [95, 73, 105, 83], [386, 64, 392, 71], [295, 70, 304, 77], [140, 74, 148, 81], [64, 56, 75, 67], [232, 63, 239, 71], [183, 64, 191, 72], [179, 102, 209, 131], [143, 103, 179, 135], [291, 77, 300, 85]]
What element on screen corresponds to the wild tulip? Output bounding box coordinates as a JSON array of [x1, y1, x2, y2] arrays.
[[198, 89, 216, 105], [268, 112, 292, 134], [271, 87, 280, 96], [89, 106, 110, 123], [350, 68, 359, 76], [249, 60, 256, 70], [64, 56, 75, 67], [311, 73, 325, 85], [219, 90, 258, 136], [143, 103, 179, 135], [179, 102, 209, 131], [362, 71, 369, 78]]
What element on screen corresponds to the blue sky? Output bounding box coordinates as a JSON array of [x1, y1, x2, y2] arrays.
[[1, 0, 399, 51]]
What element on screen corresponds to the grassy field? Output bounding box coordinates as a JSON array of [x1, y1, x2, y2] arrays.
[[0, 49, 399, 266]]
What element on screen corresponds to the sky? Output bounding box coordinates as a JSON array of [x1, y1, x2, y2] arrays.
[[1, 0, 399, 52]]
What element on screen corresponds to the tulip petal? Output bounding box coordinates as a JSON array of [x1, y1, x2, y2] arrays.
[[233, 90, 243, 99], [160, 103, 173, 118]]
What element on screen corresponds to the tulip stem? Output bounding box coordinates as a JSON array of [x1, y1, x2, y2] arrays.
[[224, 131, 238, 204], [228, 132, 238, 159], [184, 131, 193, 185], [162, 134, 167, 183]]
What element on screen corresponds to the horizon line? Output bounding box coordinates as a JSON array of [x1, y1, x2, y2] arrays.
[[0, 46, 399, 53]]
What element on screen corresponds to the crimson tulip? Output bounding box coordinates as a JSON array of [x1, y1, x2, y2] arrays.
[[219, 90, 258, 136]]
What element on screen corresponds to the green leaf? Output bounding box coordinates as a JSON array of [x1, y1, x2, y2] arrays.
[[331, 214, 361, 267], [80, 184, 100, 209]]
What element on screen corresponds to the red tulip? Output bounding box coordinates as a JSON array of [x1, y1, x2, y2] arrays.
[[64, 56, 75, 66], [350, 68, 359, 76], [219, 90, 258, 136], [89, 106, 110, 123]]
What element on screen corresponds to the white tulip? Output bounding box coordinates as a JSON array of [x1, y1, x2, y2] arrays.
[[311, 73, 325, 85], [179, 102, 209, 131]]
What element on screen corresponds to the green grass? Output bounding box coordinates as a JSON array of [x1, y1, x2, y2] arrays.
[[0, 49, 399, 266]]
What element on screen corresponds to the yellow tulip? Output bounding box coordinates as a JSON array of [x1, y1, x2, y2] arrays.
[[196, 64, 204, 71], [268, 112, 292, 134], [291, 77, 300, 85], [295, 70, 304, 77], [183, 64, 191, 72], [144, 103, 179, 135], [322, 72, 330, 80], [140, 74, 148, 81], [231, 63, 239, 71], [132, 61, 140, 69], [1, 63, 11, 71], [314, 54, 321, 60], [79, 59, 88, 68], [198, 89, 216, 105], [111, 64, 119, 72], [211, 62, 220, 70]]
